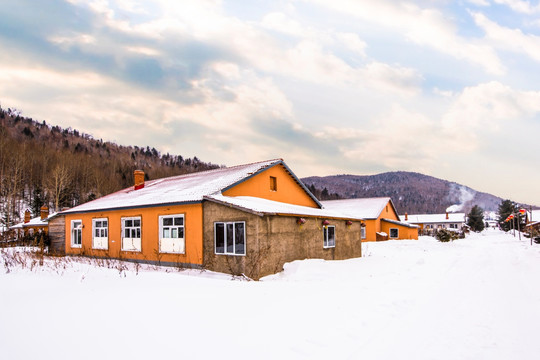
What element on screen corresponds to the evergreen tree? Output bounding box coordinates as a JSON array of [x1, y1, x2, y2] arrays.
[[467, 205, 485, 232], [31, 186, 45, 217], [498, 199, 516, 232]]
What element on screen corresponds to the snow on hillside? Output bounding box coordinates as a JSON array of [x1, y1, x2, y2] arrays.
[[1, 229, 540, 359]]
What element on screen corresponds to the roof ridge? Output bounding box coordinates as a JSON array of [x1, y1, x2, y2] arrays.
[[146, 158, 283, 184]]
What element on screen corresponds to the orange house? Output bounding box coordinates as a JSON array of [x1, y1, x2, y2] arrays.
[[59, 159, 364, 279], [322, 198, 418, 241]]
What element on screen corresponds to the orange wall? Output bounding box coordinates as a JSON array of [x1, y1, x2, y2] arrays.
[[223, 164, 319, 208], [363, 219, 378, 242], [64, 203, 203, 265], [380, 222, 418, 240], [362, 201, 396, 242], [361, 200, 418, 241]]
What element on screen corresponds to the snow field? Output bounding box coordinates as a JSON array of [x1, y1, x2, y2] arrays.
[[1, 229, 540, 359]]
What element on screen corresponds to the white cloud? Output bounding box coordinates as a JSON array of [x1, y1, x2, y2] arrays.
[[306, 0, 505, 74], [441, 81, 540, 149], [335, 32, 367, 57], [472, 11, 540, 62], [261, 12, 307, 37], [467, 0, 490, 6], [493, 0, 540, 14]]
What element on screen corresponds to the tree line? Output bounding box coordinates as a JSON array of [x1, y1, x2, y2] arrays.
[[0, 105, 220, 228]]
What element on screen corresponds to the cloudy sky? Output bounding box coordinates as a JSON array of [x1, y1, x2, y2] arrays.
[[1, 0, 539, 205]]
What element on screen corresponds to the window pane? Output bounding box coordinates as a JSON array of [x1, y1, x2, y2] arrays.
[[104, 229, 108, 237], [125, 229, 130, 238], [171, 228, 178, 238], [103, 220, 107, 227], [134, 219, 141, 227], [95, 221, 101, 227], [323, 227, 327, 245], [226, 223, 234, 253], [328, 227, 335, 247], [136, 228, 141, 239], [163, 228, 170, 238], [163, 218, 173, 226], [179, 228, 184, 238], [215, 223, 225, 253], [126, 220, 132, 227], [174, 217, 183, 226], [95, 229, 99, 237], [235, 223, 245, 255]]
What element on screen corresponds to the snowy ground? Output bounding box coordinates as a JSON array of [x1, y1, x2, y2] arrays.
[[1, 228, 540, 360]]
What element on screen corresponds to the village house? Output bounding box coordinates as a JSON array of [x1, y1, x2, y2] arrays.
[[322, 198, 418, 241], [9, 206, 54, 238], [55, 159, 364, 279], [400, 212, 466, 235]]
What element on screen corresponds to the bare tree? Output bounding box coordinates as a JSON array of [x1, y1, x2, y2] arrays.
[[47, 163, 71, 211]]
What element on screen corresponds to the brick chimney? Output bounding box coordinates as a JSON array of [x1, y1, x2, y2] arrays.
[[446, 212, 449, 220], [404, 212, 408, 221], [24, 209, 31, 223], [134, 170, 145, 190], [40, 205, 49, 220]]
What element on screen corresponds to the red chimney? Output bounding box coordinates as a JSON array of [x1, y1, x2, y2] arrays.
[[134, 170, 145, 190], [40, 205, 49, 220], [446, 212, 449, 220], [24, 209, 31, 223], [405, 212, 408, 221]]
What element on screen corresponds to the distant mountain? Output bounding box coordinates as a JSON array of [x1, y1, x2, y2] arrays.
[[302, 172, 511, 214]]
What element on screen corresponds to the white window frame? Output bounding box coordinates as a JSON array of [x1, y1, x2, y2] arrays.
[[159, 214, 185, 254], [71, 220, 82, 248], [390, 228, 399, 238], [121, 216, 142, 252], [214, 221, 246, 256], [92, 218, 109, 250], [323, 225, 336, 248], [361, 227, 366, 239]]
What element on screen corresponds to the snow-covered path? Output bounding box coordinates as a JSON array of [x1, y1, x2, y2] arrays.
[[1, 229, 539, 359]]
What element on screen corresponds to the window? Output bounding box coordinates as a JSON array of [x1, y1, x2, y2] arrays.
[[122, 217, 141, 251], [71, 220, 82, 248], [214, 222, 245, 255], [323, 225, 335, 248], [449, 223, 458, 229], [390, 228, 399, 238], [361, 227, 366, 239], [92, 218, 108, 250], [159, 214, 185, 253], [270, 176, 277, 191]]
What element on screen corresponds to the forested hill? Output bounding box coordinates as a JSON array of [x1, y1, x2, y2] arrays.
[[302, 172, 506, 214], [0, 106, 220, 227]]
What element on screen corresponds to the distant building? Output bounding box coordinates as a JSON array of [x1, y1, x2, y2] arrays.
[[322, 198, 418, 241], [9, 206, 54, 238], [400, 212, 466, 235]]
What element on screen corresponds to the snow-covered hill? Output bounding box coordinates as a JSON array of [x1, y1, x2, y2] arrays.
[[1, 229, 540, 359]]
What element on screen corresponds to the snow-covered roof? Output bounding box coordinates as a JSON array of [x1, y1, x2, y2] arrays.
[[321, 198, 395, 219], [9, 213, 58, 230], [205, 195, 363, 220], [381, 218, 419, 229], [62, 159, 321, 214], [400, 213, 466, 224]]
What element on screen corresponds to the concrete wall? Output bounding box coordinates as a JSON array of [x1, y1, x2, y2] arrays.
[[203, 201, 362, 280]]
